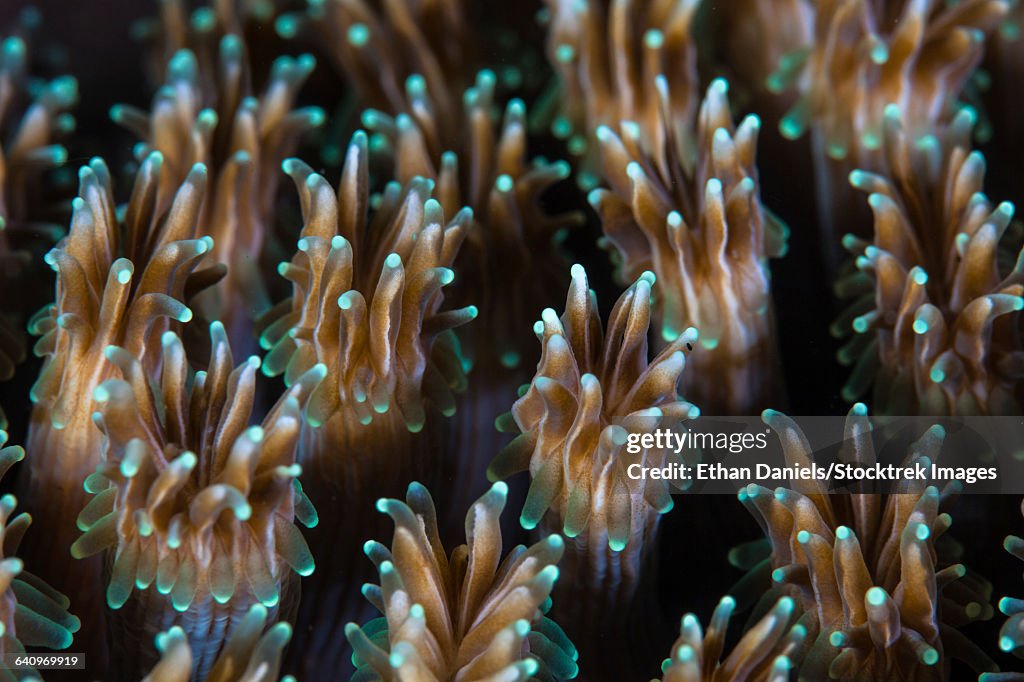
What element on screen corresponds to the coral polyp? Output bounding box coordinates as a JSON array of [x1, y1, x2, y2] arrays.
[[659, 595, 806, 682], [835, 108, 1024, 414], [283, 0, 475, 126], [773, 0, 1008, 165], [589, 77, 787, 415], [738, 404, 994, 679], [345, 480, 577, 681], [112, 34, 322, 354], [72, 322, 321, 679], [542, 0, 700, 183], [259, 132, 476, 675], [20, 155, 214, 670], [0, 431, 80, 680], [997, 501, 1024, 674], [0, 32, 76, 418], [489, 263, 695, 677]]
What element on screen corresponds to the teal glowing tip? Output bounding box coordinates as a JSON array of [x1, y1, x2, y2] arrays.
[[555, 43, 575, 63], [852, 402, 868, 416], [913, 316, 929, 335], [495, 174, 513, 192], [405, 73, 426, 96], [930, 366, 945, 384], [276, 14, 300, 38], [835, 525, 851, 540], [346, 22, 368, 46], [2, 37, 25, 59], [643, 29, 664, 49], [1001, 636, 1015, 652], [338, 291, 357, 310], [866, 587, 887, 606], [197, 108, 217, 128], [626, 161, 643, 180], [915, 523, 930, 541], [375, 498, 388, 513], [921, 647, 939, 666], [796, 530, 811, 544], [409, 603, 425, 619], [385, 252, 402, 269], [514, 619, 531, 638], [829, 631, 845, 647], [869, 40, 889, 64]]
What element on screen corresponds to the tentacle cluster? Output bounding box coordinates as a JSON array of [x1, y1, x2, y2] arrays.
[[259, 133, 478, 676], [541, 0, 700, 184], [713, 0, 813, 107], [0, 32, 76, 404], [133, 0, 289, 89], [144, 603, 295, 682], [345, 481, 578, 681], [71, 322, 321, 677], [260, 135, 476, 435], [362, 69, 577, 373], [771, 0, 1009, 166], [738, 404, 994, 679], [278, 0, 474, 131], [28, 156, 213, 434], [590, 77, 788, 415], [658, 595, 806, 682], [996, 501, 1024, 672], [0, 431, 80, 681], [835, 107, 1024, 414], [112, 34, 322, 350], [489, 264, 695, 548], [19, 155, 215, 670]]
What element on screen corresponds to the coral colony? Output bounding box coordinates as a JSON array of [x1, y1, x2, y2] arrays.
[[1, 1, 1024, 681]]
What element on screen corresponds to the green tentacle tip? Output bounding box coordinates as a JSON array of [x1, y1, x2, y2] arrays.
[[866, 587, 887, 606]]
